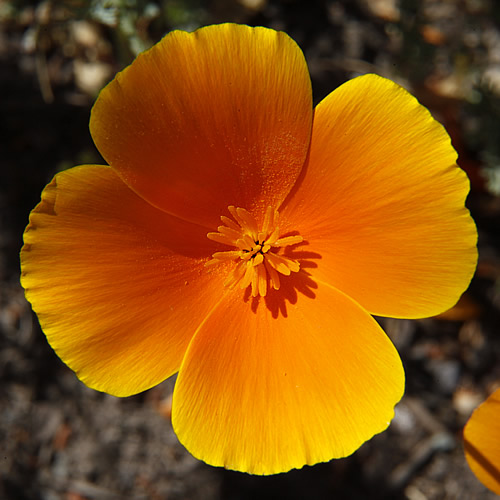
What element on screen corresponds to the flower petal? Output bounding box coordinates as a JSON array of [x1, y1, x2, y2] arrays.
[[90, 24, 313, 228], [281, 74, 477, 318], [464, 388, 500, 495], [21, 165, 222, 396], [171, 275, 404, 474]]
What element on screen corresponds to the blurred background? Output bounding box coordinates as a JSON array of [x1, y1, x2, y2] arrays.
[[1, 0, 500, 498]]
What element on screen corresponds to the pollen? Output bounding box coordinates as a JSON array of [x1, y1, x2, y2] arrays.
[[206, 206, 303, 297]]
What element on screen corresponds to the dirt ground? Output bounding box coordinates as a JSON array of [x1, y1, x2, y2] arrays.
[[1, 1, 500, 499]]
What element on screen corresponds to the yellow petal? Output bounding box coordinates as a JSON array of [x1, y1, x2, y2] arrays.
[[281, 74, 477, 318], [21, 166, 223, 396], [90, 24, 312, 228], [464, 388, 500, 495], [172, 275, 404, 474]]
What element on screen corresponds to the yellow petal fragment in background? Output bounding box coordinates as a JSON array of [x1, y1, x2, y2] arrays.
[[21, 166, 222, 396], [90, 23, 313, 228], [464, 388, 500, 495], [282, 74, 477, 319], [172, 276, 404, 475]]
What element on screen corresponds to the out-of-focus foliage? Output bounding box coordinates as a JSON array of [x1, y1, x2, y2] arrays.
[[396, 0, 500, 195], [465, 85, 500, 196], [87, 0, 208, 56], [89, 0, 161, 55]]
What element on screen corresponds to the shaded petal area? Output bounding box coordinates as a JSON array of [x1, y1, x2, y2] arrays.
[[172, 275, 404, 474], [282, 74, 477, 319], [90, 24, 313, 228], [21, 166, 222, 396], [464, 388, 500, 495]]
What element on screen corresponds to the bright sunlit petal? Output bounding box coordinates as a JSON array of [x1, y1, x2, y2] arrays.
[[281, 74, 477, 319], [464, 388, 500, 495], [172, 276, 404, 475], [21, 166, 222, 396], [90, 24, 313, 228]]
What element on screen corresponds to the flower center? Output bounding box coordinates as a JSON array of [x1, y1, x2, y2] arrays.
[[206, 206, 303, 297]]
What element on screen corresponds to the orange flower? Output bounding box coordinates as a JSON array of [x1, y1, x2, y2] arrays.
[[20, 24, 477, 475], [463, 388, 500, 494]]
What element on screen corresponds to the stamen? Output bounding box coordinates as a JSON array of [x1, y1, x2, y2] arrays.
[[252, 253, 264, 266], [261, 206, 275, 237], [220, 215, 241, 232], [265, 259, 281, 290], [218, 226, 242, 242], [257, 263, 267, 297], [206, 206, 303, 297], [236, 207, 259, 238], [240, 261, 254, 290], [207, 232, 235, 246], [266, 252, 293, 275], [212, 250, 242, 260], [274, 235, 304, 247], [224, 260, 247, 288], [266, 226, 281, 246]]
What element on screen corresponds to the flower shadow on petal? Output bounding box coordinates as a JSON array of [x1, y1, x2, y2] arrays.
[[246, 241, 321, 318]]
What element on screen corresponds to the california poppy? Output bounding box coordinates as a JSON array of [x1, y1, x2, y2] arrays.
[[20, 23, 477, 474], [464, 388, 500, 494]]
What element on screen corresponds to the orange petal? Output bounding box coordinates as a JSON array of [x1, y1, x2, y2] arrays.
[[90, 24, 312, 228], [172, 275, 404, 474], [281, 74, 477, 319], [21, 165, 223, 396], [464, 388, 500, 495]]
